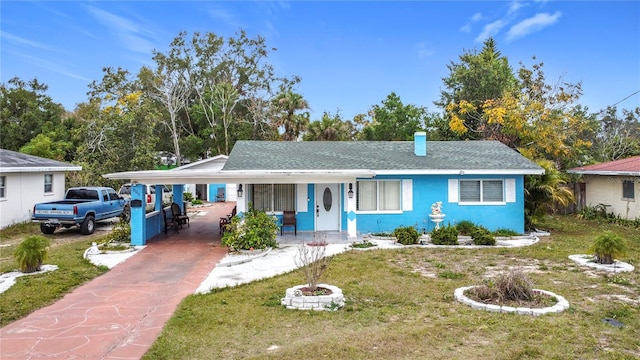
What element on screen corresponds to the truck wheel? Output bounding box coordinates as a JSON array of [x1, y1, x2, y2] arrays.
[[121, 205, 131, 222], [81, 215, 95, 235], [40, 223, 56, 234]]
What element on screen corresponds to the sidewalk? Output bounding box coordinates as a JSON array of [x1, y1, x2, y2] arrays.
[[0, 202, 234, 360]]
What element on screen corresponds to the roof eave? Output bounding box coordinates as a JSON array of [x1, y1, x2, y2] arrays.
[[0, 166, 82, 173], [567, 170, 640, 176]]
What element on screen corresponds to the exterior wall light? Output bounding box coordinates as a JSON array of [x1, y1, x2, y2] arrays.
[[348, 183, 354, 198], [237, 184, 243, 198]]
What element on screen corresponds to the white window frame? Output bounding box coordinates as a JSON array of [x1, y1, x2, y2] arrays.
[[44, 174, 53, 194], [622, 180, 635, 201], [250, 184, 296, 213], [356, 180, 402, 213], [458, 179, 506, 205], [0, 176, 6, 198]]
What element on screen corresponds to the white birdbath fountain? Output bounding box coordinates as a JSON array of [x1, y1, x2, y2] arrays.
[[429, 213, 446, 230]]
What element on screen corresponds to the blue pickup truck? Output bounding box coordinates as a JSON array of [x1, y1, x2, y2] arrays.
[[32, 187, 130, 235]]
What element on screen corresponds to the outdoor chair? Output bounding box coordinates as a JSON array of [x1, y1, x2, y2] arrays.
[[171, 202, 190, 228], [162, 209, 179, 234], [215, 187, 225, 202], [281, 210, 297, 235], [219, 205, 237, 234]]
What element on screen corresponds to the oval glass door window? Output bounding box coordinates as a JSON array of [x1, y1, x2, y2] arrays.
[[323, 187, 332, 211]]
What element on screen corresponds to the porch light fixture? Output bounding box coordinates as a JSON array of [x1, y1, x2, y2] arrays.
[[348, 183, 354, 198], [237, 184, 243, 198]]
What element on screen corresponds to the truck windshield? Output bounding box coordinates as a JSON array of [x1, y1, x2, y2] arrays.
[[66, 189, 99, 200]]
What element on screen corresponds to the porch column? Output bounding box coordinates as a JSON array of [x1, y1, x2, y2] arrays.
[[236, 183, 246, 214], [345, 181, 357, 240], [130, 183, 146, 246], [154, 184, 162, 211], [172, 184, 185, 210]]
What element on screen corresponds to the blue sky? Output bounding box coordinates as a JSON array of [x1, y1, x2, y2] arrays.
[[2, 1, 639, 121]]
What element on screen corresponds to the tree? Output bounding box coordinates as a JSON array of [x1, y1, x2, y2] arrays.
[[273, 90, 310, 141], [303, 111, 356, 141], [0, 77, 66, 152], [437, 38, 518, 140], [73, 67, 158, 187], [360, 92, 427, 141], [592, 106, 640, 161], [524, 159, 574, 229]]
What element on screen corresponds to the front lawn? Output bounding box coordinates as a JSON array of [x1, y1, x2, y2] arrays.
[[144, 215, 639, 359]]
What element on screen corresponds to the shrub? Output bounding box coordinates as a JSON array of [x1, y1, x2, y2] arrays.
[[105, 219, 131, 243], [590, 231, 627, 264], [469, 269, 534, 302], [295, 234, 332, 292], [430, 224, 458, 245], [493, 228, 520, 237], [472, 226, 496, 246], [221, 206, 278, 251], [14, 235, 50, 273], [392, 226, 420, 245], [456, 220, 477, 236], [183, 192, 195, 202]]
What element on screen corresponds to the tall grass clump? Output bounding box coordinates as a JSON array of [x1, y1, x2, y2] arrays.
[[14, 235, 50, 273]]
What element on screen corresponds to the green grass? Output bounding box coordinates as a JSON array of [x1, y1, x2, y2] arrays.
[[144, 215, 640, 360], [0, 224, 109, 326], [1, 215, 638, 359]]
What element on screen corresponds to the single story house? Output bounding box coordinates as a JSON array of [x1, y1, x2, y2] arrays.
[[0, 149, 82, 229], [567, 156, 640, 219], [104, 133, 544, 245]]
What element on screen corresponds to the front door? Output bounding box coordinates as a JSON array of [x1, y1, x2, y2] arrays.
[[315, 184, 340, 231]]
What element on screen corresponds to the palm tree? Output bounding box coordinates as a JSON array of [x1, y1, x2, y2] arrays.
[[303, 112, 355, 141], [273, 91, 310, 141], [524, 159, 574, 229]]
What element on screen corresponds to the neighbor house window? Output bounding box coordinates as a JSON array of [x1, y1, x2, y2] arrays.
[[459, 180, 504, 203], [0, 176, 6, 198], [356, 180, 401, 211], [622, 180, 635, 200], [44, 174, 53, 193], [251, 184, 295, 212]]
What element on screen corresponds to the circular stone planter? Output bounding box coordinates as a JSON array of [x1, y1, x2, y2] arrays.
[[569, 254, 634, 273], [281, 284, 344, 311], [454, 286, 570, 316]]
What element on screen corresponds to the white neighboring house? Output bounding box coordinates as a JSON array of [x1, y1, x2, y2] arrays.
[[171, 155, 237, 202], [568, 156, 640, 220], [0, 149, 82, 229]]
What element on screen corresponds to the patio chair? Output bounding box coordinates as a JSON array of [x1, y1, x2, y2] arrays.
[[162, 209, 179, 234], [215, 187, 225, 202], [281, 210, 296, 235], [219, 205, 237, 234], [171, 202, 190, 228]]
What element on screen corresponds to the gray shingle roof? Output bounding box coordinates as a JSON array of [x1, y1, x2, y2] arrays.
[[223, 140, 543, 173], [0, 149, 81, 172]]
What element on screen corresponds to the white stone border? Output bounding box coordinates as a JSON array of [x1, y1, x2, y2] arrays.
[[0, 265, 59, 295], [454, 286, 570, 316], [281, 284, 345, 311], [569, 254, 635, 273]]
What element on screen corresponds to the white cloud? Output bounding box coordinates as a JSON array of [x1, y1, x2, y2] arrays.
[[85, 5, 156, 54], [1, 32, 55, 51], [414, 41, 434, 58], [475, 19, 507, 43], [506, 11, 562, 41], [460, 12, 483, 33], [508, 0, 527, 15], [205, 5, 244, 29]]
